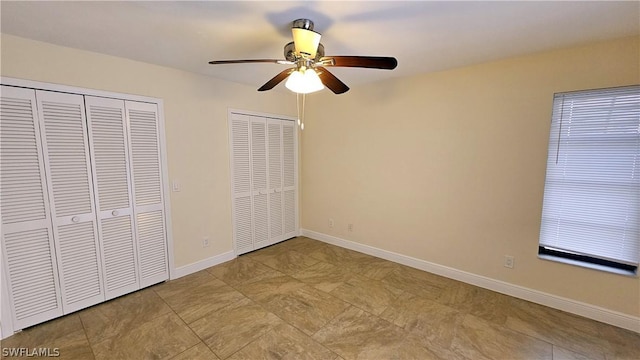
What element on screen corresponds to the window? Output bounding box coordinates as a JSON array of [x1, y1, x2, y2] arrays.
[[538, 85, 640, 275]]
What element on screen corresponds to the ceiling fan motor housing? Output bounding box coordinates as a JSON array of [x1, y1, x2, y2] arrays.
[[290, 18, 323, 59], [285, 42, 324, 62]]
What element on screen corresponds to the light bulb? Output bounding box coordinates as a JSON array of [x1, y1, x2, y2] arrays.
[[285, 68, 324, 94]]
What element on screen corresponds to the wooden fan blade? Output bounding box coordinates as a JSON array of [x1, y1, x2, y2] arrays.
[[209, 59, 293, 65], [320, 56, 398, 70], [258, 68, 295, 91], [316, 66, 349, 94]]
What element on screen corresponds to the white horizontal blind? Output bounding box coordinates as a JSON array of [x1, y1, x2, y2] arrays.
[[539, 85, 640, 266]]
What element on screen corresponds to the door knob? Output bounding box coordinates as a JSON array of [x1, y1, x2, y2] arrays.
[[72, 216, 80, 223], [112, 210, 119, 216]]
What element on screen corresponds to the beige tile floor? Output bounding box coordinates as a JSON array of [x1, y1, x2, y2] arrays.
[[1, 237, 638, 360]]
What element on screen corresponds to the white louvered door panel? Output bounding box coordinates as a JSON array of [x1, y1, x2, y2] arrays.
[[125, 101, 168, 287], [35, 90, 105, 314], [267, 119, 284, 244], [85, 96, 139, 298], [230, 113, 254, 254], [251, 117, 270, 249], [100, 216, 137, 293], [0, 86, 63, 330], [282, 121, 298, 238]]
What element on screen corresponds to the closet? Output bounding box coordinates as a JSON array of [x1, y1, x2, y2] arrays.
[[229, 111, 298, 255], [0, 83, 170, 332]]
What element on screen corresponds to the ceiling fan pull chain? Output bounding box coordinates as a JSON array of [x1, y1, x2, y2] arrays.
[[301, 93, 306, 130], [296, 93, 305, 131], [296, 93, 301, 126]]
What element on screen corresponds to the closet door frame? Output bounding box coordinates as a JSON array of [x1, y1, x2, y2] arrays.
[[228, 109, 299, 256], [0, 76, 175, 339]]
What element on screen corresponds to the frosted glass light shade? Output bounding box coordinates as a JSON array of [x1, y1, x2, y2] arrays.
[[285, 69, 324, 94]]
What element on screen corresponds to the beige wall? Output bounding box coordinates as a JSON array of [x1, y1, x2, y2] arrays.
[[2, 33, 638, 317], [0, 34, 296, 268], [302, 36, 640, 316]]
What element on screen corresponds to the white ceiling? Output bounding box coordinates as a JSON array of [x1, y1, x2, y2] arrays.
[[1, 1, 638, 92]]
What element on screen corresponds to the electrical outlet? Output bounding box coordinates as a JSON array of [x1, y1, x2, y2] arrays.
[[348, 223, 353, 232], [203, 237, 210, 247], [329, 218, 334, 229], [172, 181, 181, 192], [504, 255, 514, 269]]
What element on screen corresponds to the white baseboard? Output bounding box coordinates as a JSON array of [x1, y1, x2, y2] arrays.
[[300, 229, 640, 333], [172, 251, 236, 280]]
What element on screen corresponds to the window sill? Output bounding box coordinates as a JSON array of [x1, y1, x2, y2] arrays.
[[538, 254, 638, 277]]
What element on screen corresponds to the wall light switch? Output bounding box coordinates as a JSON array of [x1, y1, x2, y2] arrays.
[[172, 181, 181, 192]]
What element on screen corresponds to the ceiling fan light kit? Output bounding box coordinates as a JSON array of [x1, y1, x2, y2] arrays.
[[285, 67, 324, 94], [208, 18, 398, 95]]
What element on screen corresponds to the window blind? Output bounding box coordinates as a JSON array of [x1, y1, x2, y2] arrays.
[[539, 85, 640, 268]]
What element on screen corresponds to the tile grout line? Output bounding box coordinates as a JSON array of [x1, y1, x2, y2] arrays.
[[205, 256, 345, 359], [77, 315, 98, 360]]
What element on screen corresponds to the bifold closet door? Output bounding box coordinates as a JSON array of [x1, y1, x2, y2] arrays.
[[230, 113, 254, 254], [282, 121, 297, 239], [230, 113, 298, 255], [125, 101, 169, 287], [250, 116, 270, 249], [85, 96, 139, 299], [0, 86, 63, 329], [36, 90, 105, 314], [267, 119, 284, 244]]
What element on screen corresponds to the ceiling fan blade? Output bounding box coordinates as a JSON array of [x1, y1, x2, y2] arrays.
[[258, 68, 295, 92], [209, 59, 293, 65], [316, 66, 349, 94], [320, 56, 398, 70]]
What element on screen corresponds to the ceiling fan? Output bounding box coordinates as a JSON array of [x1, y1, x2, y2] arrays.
[[208, 19, 398, 94]]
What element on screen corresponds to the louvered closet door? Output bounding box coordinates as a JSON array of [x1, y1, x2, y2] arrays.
[[250, 116, 270, 249], [282, 121, 298, 238], [125, 101, 169, 287], [230, 113, 254, 254], [267, 119, 284, 244], [35, 90, 105, 314], [0, 86, 63, 329], [85, 96, 139, 299]]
